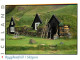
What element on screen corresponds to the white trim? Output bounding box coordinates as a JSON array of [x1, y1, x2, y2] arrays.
[[10, 27, 15, 32], [35, 22, 40, 30], [11, 21, 13, 25]]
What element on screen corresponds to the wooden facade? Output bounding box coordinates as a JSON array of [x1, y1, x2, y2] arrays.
[[47, 15, 60, 39], [8, 17, 15, 34], [31, 14, 42, 30]]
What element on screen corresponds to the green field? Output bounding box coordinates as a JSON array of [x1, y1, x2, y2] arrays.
[[6, 34, 77, 54]]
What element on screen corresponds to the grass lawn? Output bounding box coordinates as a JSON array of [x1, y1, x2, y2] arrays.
[[6, 50, 77, 54], [6, 34, 77, 54]]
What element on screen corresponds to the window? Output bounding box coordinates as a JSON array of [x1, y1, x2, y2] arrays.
[[11, 21, 13, 25], [35, 22, 40, 30], [10, 27, 15, 32]]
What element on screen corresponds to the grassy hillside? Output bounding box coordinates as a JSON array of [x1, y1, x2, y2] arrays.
[[6, 5, 66, 26], [6, 34, 77, 54], [6, 5, 77, 38]]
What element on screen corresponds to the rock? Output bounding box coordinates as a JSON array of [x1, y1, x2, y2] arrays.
[[54, 36, 58, 40], [29, 39, 36, 44], [60, 42, 64, 44], [67, 33, 72, 38], [54, 33, 59, 40], [14, 32, 19, 38]]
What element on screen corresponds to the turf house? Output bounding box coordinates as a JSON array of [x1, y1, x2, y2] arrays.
[[7, 14, 71, 39]]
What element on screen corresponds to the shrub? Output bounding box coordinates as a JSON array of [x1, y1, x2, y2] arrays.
[[59, 22, 64, 26], [27, 30, 37, 36]]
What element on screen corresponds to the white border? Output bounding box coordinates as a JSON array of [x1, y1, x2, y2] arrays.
[[0, 0, 80, 60]]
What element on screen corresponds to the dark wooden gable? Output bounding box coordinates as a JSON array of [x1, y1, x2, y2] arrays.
[[9, 17, 15, 27], [48, 15, 60, 39], [31, 14, 42, 29], [9, 17, 15, 34], [48, 15, 60, 26]]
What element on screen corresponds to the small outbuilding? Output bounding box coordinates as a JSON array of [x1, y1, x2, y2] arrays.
[[31, 14, 42, 30], [8, 17, 15, 34], [47, 15, 60, 39]]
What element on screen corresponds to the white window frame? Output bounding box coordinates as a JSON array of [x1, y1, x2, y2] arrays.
[[35, 22, 40, 30], [11, 21, 13, 25], [10, 27, 15, 32]]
